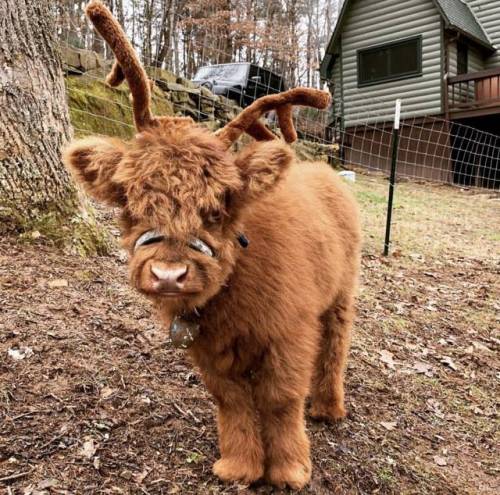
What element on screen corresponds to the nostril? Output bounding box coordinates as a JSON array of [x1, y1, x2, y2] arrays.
[[176, 266, 188, 285]]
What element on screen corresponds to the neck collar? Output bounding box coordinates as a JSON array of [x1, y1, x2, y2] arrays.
[[169, 311, 201, 349]]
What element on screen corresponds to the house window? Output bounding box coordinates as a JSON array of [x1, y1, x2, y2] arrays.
[[457, 42, 468, 75], [357, 36, 422, 87]]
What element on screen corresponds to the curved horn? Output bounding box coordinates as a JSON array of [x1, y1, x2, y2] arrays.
[[85, 1, 157, 131], [216, 88, 330, 148]]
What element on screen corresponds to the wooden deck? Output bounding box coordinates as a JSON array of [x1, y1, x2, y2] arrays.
[[447, 67, 500, 119]]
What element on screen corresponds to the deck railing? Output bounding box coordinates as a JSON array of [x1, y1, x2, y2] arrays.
[[447, 67, 500, 112]]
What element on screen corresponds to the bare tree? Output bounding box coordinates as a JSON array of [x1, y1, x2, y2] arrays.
[[54, 0, 340, 87]]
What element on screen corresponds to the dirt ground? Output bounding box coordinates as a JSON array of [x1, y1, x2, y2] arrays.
[[1, 177, 498, 494]]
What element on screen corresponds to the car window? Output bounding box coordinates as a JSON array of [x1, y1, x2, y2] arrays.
[[269, 73, 284, 92], [248, 66, 272, 96], [258, 68, 270, 91]]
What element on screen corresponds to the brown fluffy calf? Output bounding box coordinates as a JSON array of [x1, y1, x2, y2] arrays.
[[63, 1, 361, 489]]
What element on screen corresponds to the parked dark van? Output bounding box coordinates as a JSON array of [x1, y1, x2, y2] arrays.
[[192, 63, 286, 107]]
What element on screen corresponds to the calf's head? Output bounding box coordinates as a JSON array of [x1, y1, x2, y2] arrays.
[[64, 1, 330, 324]]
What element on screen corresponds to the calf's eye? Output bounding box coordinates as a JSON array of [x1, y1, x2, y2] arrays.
[[207, 210, 222, 224], [134, 230, 165, 251], [188, 238, 214, 257]]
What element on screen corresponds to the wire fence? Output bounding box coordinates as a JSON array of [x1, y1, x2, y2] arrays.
[[61, 20, 500, 191], [0, 3, 497, 259], [62, 25, 499, 233]]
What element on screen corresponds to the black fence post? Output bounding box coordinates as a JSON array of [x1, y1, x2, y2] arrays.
[[383, 99, 401, 256]]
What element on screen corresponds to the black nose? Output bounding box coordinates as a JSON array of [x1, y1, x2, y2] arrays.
[[150, 263, 188, 291]]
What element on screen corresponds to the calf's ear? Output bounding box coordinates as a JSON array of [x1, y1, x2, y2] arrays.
[[235, 140, 294, 201], [63, 137, 126, 206]]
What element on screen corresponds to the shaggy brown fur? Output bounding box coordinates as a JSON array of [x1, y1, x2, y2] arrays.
[[63, 2, 361, 489]]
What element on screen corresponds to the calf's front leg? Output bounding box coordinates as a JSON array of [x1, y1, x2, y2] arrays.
[[253, 349, 315, 490], [203, 373, 264, 484], [259, 395, 311, 489]]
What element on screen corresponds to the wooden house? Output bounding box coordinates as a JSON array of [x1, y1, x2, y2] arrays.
[[320, 0, 500, 187]]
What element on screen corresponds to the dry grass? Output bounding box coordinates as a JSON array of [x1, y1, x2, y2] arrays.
[[0, 174, 498, 494], [352, 174, 499, 259]]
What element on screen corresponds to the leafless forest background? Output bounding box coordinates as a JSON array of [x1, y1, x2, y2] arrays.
[[55, 0, 340, 87]]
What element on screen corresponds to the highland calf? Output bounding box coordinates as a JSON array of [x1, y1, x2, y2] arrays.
[[63, 1, 361, 489]]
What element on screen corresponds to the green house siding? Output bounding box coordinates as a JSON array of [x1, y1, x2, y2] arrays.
[[334, 0, 443, 126], [449, 41, 484, 75], [468, 0, 500, 68], [332, 52, 343, 118]]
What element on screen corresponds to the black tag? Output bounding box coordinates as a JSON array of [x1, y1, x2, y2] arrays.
[[237, 233, 249, 248]]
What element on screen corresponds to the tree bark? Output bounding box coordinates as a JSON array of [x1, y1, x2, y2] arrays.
[[142, 0, 153, 66], [0, 0, 78, 222], [154, 0, 173, 68], [219, 0, 233, 64]]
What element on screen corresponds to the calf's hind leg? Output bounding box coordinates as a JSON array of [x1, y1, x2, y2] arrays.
[[310, 293, 355, 421]]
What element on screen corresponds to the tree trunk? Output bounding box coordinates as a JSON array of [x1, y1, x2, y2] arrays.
[[154, 0, 172, 68], [115, 0, 125, 26], [0, 0, 78, 220], [0, 0, 105, 255], [219, 0, 233, 64], [142, 0, 153, 66]]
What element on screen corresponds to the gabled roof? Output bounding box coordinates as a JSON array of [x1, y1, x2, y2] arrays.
[[320, 0, 494, 79], [434, 0, 492, 48]]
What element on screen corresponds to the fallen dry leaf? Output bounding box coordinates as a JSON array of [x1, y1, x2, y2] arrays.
[[413, 361, 433, 376], [440, 356, 458, 371], [434, 455, 448, 466], [48, 278, 69, 288], [379, 350, 395, 370], [134, 467, 152, 484], [99, 387, 117, 399], [8, 347, 34, 360], [380, 421, 397, 431], [79, 438, 97, 459]]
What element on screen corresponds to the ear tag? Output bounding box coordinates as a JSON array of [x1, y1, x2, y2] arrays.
[[237, 233, 249, 248], [169, 316, 200, 349]]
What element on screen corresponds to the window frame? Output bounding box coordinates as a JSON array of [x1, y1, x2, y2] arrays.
[[457, 41, 468, 75], [357, 35, 423, 88]]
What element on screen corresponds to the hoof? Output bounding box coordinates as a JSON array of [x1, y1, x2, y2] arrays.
[[266, 460, 312, 490], [213, 457, 264, 484], [310, 402, 347, 422]]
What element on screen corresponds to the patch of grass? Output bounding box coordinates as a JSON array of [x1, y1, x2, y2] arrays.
[[485, 231, 500, 242], [347, 175, 499, 259], [377, 466, 395, 487], [356, 189, 387, 205], [185, 452, 205, 464]]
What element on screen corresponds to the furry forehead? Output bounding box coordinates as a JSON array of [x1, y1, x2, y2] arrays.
[[115, 120, 243, 231]]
